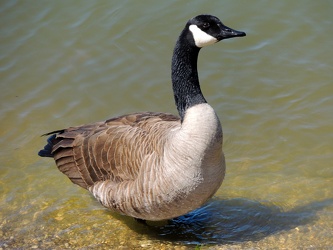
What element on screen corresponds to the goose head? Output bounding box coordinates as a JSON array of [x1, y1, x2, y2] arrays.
[[187, 14, 246, 48]]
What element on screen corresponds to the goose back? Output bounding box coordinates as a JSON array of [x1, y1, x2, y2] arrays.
[[47, 112, 180, 189]]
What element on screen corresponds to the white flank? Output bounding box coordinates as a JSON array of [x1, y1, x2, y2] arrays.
[[189, 24, 217, 47]]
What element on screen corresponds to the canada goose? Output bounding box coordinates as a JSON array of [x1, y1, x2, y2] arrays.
[[38, 14, 246, 221]]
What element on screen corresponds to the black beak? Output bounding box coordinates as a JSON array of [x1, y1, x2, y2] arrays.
[[217, 24, 246, 41]]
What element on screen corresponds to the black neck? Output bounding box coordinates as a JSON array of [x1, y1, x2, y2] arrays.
[[171, 31, 207, 121]]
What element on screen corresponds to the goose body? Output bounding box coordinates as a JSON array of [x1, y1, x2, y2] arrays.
[[38, 15, 245, 221]]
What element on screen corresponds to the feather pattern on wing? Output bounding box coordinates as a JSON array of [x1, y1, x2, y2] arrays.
[[49, 112, 180, 189]]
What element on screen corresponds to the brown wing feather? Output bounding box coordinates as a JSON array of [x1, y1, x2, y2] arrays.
[[49, 112, 180, 189]]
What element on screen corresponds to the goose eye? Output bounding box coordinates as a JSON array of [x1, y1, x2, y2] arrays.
[[201, 22, 210, 30]]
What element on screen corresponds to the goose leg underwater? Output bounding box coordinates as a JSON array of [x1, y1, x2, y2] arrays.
[[38, 14, 246, 221]]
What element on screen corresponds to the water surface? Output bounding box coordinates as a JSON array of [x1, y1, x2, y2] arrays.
[[1, 1, 332, 249]]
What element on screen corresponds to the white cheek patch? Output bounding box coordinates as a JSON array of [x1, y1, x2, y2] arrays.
[[189, 24, 217, 48]]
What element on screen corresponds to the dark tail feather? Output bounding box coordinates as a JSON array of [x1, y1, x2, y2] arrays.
[[41, 129, 65, 137], [38, 130, 64, 157]]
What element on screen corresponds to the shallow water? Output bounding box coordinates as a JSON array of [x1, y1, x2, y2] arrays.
[[1, 0, 333, 249]]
